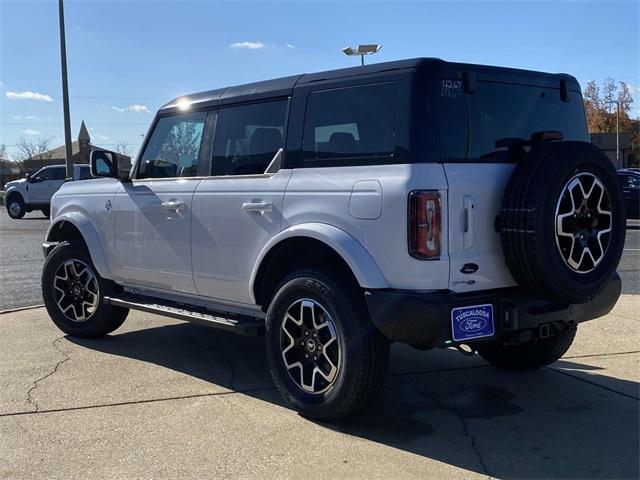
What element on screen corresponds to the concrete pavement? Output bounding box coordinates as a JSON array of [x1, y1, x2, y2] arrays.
[[1, 296, 638, 479]]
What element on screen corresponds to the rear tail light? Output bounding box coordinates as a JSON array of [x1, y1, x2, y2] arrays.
[[408, 190, 441, 260]]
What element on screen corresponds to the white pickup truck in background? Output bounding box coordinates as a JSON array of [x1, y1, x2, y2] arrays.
[[4, 164, 91, 219]]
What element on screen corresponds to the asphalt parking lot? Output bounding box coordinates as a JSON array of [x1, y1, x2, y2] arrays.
[[1, 209, 639, 311], [0, 209, 639, 479]]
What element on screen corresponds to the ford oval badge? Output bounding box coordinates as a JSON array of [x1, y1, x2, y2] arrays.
[[460, 263, 479, 274]]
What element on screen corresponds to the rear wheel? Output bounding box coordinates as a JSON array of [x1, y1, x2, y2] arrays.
[[6, 195, 25, 219], [265, 269, 389, 420], [476, 324, 577, 370], [41, 206, 50, 218], [42, 241, 129, 337]]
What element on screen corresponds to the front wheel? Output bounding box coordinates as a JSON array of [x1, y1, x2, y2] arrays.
[[42, 240, 129, 337], [265, 269, 389, 421], [476, 324, 577, 370], [6, 195, 25, 219]]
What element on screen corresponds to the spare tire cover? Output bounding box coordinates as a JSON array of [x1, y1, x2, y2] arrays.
[[500, 141, 625, 304]]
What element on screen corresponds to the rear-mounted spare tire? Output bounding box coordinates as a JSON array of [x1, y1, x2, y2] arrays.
[[500, 141, 625, 304]]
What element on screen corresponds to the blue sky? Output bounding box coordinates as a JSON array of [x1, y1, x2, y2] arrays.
[[1, 0, 638, 159]]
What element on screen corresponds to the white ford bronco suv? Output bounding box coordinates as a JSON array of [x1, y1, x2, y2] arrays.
[[5, 164, 91, 219], [41, 58, 625, 420]]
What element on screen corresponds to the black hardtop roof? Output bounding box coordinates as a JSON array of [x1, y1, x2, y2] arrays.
[[159, 57, 579, 113]]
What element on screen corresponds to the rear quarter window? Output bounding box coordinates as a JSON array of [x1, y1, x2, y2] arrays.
[[300, 82, 398, 167]]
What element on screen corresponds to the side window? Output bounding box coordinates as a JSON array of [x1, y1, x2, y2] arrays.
[[34, 168, 53, 182], [212, 100, 287, 176], [51, 167, 66, 180], [78, 166, 92, 180], [138, 112, 207, 179], [301, 83, 397, 166]]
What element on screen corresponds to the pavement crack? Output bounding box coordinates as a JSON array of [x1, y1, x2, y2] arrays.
[[454, 408, 492, 478], [2, 386, 276, 418], [25, 336, 70, 412], [394, 376, 493, 479]]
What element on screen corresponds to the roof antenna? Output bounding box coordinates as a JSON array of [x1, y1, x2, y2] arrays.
[[342, 44, 382, 66]]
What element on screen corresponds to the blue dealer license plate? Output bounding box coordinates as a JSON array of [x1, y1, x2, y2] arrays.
[[451, 304, 495, 342]]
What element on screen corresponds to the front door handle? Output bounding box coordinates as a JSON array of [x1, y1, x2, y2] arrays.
[[161, 199, 186, 213], [242, 201, 272, 214]]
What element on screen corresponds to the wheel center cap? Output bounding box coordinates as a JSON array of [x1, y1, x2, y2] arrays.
[[72, 285, 82, 296], [305, 338, 317, 353]]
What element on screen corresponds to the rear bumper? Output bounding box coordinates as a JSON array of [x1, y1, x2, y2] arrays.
[[365, 273, 621, 350]]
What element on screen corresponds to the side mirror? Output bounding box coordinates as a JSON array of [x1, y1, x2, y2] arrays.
[[25, 172, 32, 182], [90, 150, 127, 180]]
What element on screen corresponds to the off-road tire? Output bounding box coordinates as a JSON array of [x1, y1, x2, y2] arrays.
[[500, 141, 625, 303], [476, 324, 577, 370], [42, 240, 128, 337], [265, 269, 389, 421], [6, 194, 25, 219]]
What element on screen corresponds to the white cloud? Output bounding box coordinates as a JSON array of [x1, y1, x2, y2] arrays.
[[0, 80, 4, 89], [22, 129, 41, 136], [230, 41, 265, 50], [111, 104, 150, 113], [6, 91, 53, 102], [95, 134, 109, 140], [13, 115, 39, 120], [286, 43, 296, 49]]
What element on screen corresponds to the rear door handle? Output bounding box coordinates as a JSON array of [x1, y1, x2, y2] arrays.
[[463, 195, 476, 250], [242, 201, 272, 214], [161, 199, 186, 213]]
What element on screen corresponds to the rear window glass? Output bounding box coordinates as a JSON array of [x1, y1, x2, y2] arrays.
[[301, 83, 397, 166], [440, 80, 588, 161]]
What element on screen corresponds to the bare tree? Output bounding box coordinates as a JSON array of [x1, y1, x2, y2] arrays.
[[0, 143, 20, 188], [0, 144, 7, 165], [15, 136, 55, 168], [115, 140, 130, 157]]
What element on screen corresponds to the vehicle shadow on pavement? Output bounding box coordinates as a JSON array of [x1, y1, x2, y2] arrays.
[[70, 322, 640, 480]]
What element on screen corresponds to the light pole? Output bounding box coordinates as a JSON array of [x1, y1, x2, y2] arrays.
[[604, 100, 621, 166], [342, 44, 382, 66], [58, 0, 73, 179]]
